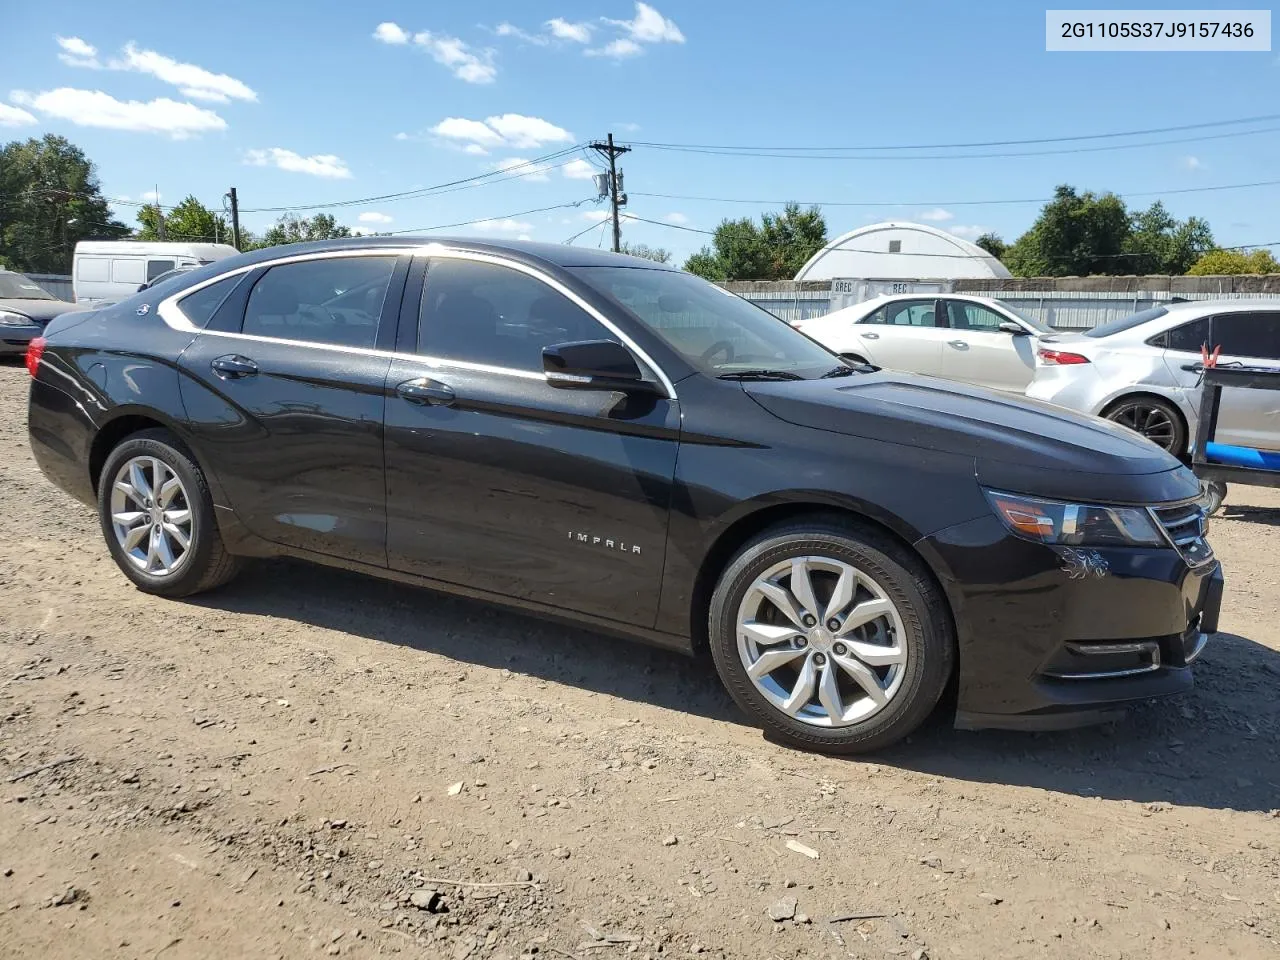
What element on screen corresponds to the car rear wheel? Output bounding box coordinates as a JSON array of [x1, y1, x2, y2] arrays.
[[1103, 396, 1186, 454], [97, 428, 241, 597], [707, 519, 954, 754]]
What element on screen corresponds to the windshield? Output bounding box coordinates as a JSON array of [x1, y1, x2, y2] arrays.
[[1084, 306, 1169, 338], [994, 300, 1055, 334], [573, 267, 840, 377], [0, 274, 56, 300]]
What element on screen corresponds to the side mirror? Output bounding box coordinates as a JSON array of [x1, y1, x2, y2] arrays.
[[542, 339, 662, 394], [136, 282, 148, 292], [998, 321, 1029, 335]]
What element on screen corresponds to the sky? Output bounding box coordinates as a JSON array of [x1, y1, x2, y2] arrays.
[[3, 1, 1280, 263]]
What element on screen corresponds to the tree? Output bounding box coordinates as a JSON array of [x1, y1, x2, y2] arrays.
[[135, 195, 229, 244], [250, 213, 352, 249], [0, 134, 129, 274], [619, 242, 672, 264], [1123, 201, 1214, 275], [683, 203, 827, 280], [974, 232, 1007, 260], [1186, 247, 1280, 275]]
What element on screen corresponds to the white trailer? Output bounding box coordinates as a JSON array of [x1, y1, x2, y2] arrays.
[[73, 241, 239, 303]]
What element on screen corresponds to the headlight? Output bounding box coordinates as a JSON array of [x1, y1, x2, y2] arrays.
[[984, 489, 1164, 547], [0, 310, 33, 326]]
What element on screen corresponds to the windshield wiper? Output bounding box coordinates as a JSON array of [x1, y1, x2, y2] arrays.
[[716, 369, 805, 381], [820, 365, 859, 378]]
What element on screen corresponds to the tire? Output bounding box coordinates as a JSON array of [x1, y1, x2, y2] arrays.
[[708, 518, 954, 754], [1198, 479, 1227, 517], [1103, 395, 1187, 455], [97, 428, 241, 597]]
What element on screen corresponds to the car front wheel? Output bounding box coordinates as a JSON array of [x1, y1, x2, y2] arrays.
[[97, 428, 241, 597], [708, 519, 954, 754]]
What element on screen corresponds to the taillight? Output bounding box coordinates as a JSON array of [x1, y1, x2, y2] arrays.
[[25, 336, 46, 378], [1038, 347, 1090, 365]]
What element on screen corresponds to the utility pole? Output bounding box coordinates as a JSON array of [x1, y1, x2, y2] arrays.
[[155, 185, 166, 241], [589, 133, 630, 253], [228, 187, 241, 251]]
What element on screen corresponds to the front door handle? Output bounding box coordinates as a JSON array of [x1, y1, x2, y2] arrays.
[[862, 332, 880, 340], [396, 377, 455, 406], [948, 339, 969, 349], [211, 354, 258, 379]]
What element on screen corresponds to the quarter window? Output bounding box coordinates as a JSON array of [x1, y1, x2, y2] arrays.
[[419, 259, 611, 372], [1162, 316, 1211, 353], [241, 256, 396, 349], [1212, 312, 1280, 361], [177, 276, 242, 328]]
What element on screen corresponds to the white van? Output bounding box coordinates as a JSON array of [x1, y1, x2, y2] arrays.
[[72, 241, 239, 304]]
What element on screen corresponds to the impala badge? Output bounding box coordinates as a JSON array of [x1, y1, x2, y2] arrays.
[[568, 531, 641, 555]]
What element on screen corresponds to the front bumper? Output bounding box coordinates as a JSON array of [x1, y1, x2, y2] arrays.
[[0, 323, 41, 355], [918, 514, 1222, 731]]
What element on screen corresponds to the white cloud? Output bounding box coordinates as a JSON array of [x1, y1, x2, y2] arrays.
[[495, 22, 549, 45], [495, 157, 552, 181], [918, 207, 954, 222], [358, 211, 394, 224], [612, 2, 685, 42], [141, 189, 161, 202], [113, 43, 256, 103], [517, 233, 533, 241], [614, 121, 641, 132], [56, 35, 100, 68], [947, 225, 988, 240], [581, 209, 612, 222], [412, 31, 496, 84], [0, 102, 37, 127], [1184, 155, 1203, 170], [473, 218, 534, 233], [373, 22, 410, 44], [13, 87, 225, 138], [665, 212, 688, 224], [562, 158, 597, 180], [393, 131, 410, 141], [245, 147, 352, 179], [590, 38, 643, 58], [547, 18, 593, 42], [431, 113, 572, 152], [462, 143, 489, 155]]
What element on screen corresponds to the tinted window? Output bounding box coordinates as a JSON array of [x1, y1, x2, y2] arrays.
[[574, 266, 838, 376], [857, 306, 887, 324], [242, 256, 396, 348], [147, 259, 176, 282], [419, 259, 610, 371], [1084, 306, 1169, 338], [177, 276, 242, 328], [1162, 316, 1211, 353], [945, 300, 1006, 331], [883, 299, 939, 327], [1212, 312, 1280, 360]]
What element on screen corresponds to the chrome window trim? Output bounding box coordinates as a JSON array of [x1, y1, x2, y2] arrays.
[[155, 244, 678, 398]]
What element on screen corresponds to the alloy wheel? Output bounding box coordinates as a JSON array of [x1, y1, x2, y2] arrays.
[[109, 456, 194, 577], [1107, 402, 1177, 450], [735, 556, 907, 728]]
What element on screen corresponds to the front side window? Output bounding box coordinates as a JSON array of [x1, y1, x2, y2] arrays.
[[147, 259, 177, 282], [573, 266, 839, 377], [945, 301, 1006, 331], [241, 256, 396, 348], [1162, 316, 1212, 353], [419, 258, 611, 371], [1212, 312, 1280, 361]]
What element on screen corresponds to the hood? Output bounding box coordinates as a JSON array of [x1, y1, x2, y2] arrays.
[[745, 373, 1198, 504], [0, 298, 81, 324]]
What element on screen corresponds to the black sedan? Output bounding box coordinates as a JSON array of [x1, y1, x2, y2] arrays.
[[25, 238, 1223, 753], [0, 271, 78, 358]]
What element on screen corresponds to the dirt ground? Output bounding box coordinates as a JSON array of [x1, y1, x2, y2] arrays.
[[0, 360, 1277, 960]]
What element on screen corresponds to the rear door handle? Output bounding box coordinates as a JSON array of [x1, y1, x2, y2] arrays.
[[211, 354, 258, 379], [396, 377, 455, 406], [862, 332, 880, 340], [948, 340, 969, 349]]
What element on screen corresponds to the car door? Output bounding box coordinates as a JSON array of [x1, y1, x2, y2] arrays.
[[382, 253, 681, 628], [177, 251, 408, 565], [1208, 311, 1280, 450], [937, 299, 1037, 391], [852, 298, 947, 375]]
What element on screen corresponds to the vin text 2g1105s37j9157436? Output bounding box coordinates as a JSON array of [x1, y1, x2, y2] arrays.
[[24, 238, 1222, 753]]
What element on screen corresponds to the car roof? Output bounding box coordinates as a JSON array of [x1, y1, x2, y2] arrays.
[[1160, 298, 1280, 315], [219, 236, 675, 272]]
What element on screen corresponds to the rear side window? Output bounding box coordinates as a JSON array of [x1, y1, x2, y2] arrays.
[[77, 257, 109, 281], [112, 258, 145, 284], [1212, 312, 1280, 361], [1084, 306, 1168, 338], [1160, 316, 1211, 353], [883, 299, 939, 327], [147, 259, 176, 282], [419, 258, 609, 371], [945, 300, 1006, 331], [241, 256, 397, 348], [176, 276, 242, 328]]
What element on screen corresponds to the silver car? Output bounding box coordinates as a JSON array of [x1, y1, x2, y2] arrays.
[[1025, 300, 1280, 455]]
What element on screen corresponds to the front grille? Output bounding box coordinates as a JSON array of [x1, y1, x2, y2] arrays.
[[1151, 501, 1214, 566]]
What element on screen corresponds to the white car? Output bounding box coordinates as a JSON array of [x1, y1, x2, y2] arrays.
[[1025, 300, 1280, 456], [794, 294, 1056, 392]]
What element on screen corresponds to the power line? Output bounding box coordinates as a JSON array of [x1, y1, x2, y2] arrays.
[[629, 112, 1280, 153], [564, 217, 610, 244], [632, 177, 1280, 210], [632, 125, 1280, 161], [381, 200, 591, 236]]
